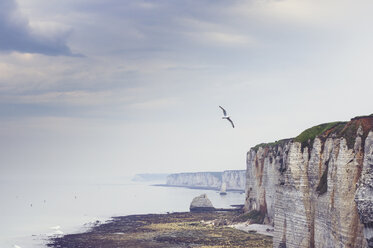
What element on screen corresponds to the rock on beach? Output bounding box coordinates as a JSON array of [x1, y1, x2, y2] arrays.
[[190, 194, 215, 212]]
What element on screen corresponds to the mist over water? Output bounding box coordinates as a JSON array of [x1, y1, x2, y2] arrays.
[[0, 175, 244, 248]]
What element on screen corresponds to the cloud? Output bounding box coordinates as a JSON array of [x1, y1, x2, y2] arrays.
[[0, 0, 76, 56], [7, 90, 115, 106], [128, 97, 179, 110], [229, 0, 373, 31], [1, 0, 373, 119], [187, 31, 253, 47]]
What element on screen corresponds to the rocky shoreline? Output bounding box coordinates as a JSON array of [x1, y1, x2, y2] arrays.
[[47, 210, 272, 248]]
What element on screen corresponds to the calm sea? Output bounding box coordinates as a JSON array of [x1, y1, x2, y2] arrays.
[[0, 176, 244, 248]]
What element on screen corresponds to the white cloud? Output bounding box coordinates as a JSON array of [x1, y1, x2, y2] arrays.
[[11, 90, 115, 106], [178, 17, 254, 47], [128, 97, 179, 110], [229, 0, 373, 30], [202, 31, 252, 46], [29, 20, 71, 40]]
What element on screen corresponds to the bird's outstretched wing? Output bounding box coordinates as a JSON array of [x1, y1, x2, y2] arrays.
[[219, 106, 227, 116], [227, 117, 235, 128]]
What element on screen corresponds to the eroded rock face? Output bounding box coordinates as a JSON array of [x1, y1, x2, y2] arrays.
[[190, 194, 215, 212], [222, 170, 246, 191], [167, 170, 245, 191], [355, 131, 373, 248], [245, 117, 373, 248]]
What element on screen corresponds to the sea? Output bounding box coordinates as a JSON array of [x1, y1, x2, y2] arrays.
[[0, 175, 245, 248]]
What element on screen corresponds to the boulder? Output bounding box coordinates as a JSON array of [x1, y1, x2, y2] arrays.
[[190, 194, 215, 212]]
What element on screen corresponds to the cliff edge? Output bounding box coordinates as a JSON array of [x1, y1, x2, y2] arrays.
[[244, 115, 373, 248]]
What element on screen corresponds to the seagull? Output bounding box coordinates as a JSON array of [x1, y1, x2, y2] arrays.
[[219, 106, 235, 128]]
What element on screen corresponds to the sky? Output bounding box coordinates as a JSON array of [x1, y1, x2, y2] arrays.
[[1, 0, 373, 181]]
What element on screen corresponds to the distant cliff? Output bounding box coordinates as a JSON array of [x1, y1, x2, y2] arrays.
[[245, 115, 373, 248], [132, 173, 169, 182], [166, 170, 245, 191]]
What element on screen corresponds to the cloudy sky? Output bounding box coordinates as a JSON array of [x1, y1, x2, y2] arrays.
[[1, 0, 373, 180]]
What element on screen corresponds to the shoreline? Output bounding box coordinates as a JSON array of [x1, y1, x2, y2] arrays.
[[47, 210, 272, 248]]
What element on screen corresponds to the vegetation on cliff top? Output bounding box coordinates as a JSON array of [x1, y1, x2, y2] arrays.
[[321, 115, 373, 149], [252, 139, 291, 152], [251, 121, 347, 152], [294, 122, 345, 144], [294, 121, 346, 150], [252, 115, 373, 152]]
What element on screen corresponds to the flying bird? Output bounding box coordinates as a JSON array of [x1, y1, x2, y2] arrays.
[[219, 106, 235, 128]]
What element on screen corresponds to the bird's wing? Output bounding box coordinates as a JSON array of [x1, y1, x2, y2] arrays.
[[219, 106, 227, 116], [227, 117, 235, 128]]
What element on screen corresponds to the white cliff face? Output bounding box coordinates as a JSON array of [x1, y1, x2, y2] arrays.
[[245, 118, 373, 248], [245, 144, 288, 223], [222, 170, 246, 190], [166, 170, 245, 191], [167, 172, 222, 189], [355, 131, 373, 247]]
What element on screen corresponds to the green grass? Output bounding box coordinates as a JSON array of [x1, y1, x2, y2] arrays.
[[253, 121, 345, 152], [294, 121, 346, 150], [294, 122, 344, 144], [252, 139, 290, 152]]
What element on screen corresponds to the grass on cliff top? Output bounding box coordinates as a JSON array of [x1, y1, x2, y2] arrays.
[[252, 139, 290, 152], [293, 121, 348, 151], [252, 122, 346, 152], [252, 114, 373, 152], [293, 122, 345, 144]]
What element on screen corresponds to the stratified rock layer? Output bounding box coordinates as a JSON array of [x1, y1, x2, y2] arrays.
[[167, 170, 245, 191], [355, 131, 373, 247], [245, 116, 373, 248]]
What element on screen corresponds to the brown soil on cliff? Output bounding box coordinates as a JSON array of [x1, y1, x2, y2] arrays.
[[319, 115, 373, 149], [47, 211, 272, 248]]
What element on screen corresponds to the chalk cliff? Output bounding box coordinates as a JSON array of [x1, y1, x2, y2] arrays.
[[166, 170, 245, 191], [222, 170, 246, 191], [244, 115, 373, 248]]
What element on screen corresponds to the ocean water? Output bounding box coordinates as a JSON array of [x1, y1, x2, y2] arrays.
[[0, 176, 245, 248]]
